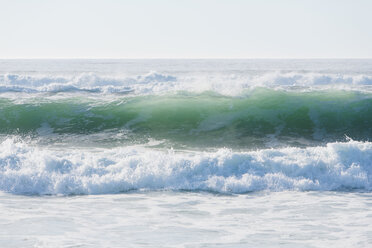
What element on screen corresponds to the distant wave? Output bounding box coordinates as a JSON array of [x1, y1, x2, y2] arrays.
[[0, 138, 371, 195], [0, 71, 177, 94], [1, 71, 372, 96]]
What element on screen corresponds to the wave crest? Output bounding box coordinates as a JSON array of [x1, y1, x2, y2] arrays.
[[1, 71, 372, 96]]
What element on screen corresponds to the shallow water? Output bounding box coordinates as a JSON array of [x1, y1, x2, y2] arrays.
[[1, 191, 371, 247]]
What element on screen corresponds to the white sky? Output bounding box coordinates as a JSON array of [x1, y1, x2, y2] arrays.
[[1, 0, 372, 58]]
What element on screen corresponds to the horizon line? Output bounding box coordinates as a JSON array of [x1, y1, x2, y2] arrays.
[[1, 57, 372, 60]]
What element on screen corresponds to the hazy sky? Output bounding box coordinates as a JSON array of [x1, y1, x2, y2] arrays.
[[1, 0, 372, 58]]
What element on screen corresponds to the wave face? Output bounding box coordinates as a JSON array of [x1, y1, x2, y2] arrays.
[[0, 138, 371, 195], [1, 89, 372, 148]]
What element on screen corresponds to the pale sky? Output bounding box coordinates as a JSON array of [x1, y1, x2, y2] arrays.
[[1, 0, 372, 59]]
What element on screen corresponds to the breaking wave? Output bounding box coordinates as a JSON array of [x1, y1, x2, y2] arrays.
[[2, 64, 372, 195]]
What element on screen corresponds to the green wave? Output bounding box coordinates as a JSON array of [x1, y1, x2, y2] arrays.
[[1, 88, 372, 148]]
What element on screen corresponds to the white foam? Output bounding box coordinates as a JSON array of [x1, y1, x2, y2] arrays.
[[1, 71, 372, 97], [0, 138, 371, 195], [0, 71, 177, 95]]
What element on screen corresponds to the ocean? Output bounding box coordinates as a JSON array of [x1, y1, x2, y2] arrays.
[[0, 59, 372, 247]]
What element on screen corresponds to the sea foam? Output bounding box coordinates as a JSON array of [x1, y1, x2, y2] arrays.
[[0, 138, 371, 195], [1, 71, 372, 96]]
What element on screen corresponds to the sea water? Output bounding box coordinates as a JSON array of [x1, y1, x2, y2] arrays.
[[0, 59, 372, 247]]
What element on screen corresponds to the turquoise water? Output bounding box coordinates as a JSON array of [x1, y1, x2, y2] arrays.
[[1, 89, 372, 149]]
